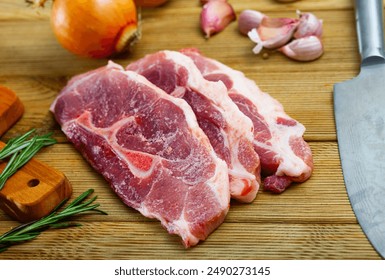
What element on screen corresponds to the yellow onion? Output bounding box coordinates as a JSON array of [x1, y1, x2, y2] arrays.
[[51, 0, 139, 58]]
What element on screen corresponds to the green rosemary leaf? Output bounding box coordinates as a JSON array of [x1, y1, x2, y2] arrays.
[[0, 129, 57, 190], [89, 208, 109, 216], [0, 189, 107, 252], [0, 152, 18, 188], [49, 222, 82, 229], [0, 219, 37, 240], [0, 129, 36, 159], [65, 195, 98, 212], [0, 232, 41, 242], [67, 189, 95, 207], [50, 197, 70, 214]]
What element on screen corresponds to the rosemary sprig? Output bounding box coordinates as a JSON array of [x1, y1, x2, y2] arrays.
[[0, 129, 57, 190], [0, 188, 107, 253]]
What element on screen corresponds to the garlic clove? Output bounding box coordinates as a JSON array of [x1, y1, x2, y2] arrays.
[[200, 0, 236, 38], [294, 11, 323, 39], [238, 9, 267, 35], [279, 35, 324, 61], [247, 17, 299, 53], [259, 17, 299, 48]]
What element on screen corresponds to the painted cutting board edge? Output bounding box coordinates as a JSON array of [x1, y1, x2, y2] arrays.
[[0, 86, 73, 222]]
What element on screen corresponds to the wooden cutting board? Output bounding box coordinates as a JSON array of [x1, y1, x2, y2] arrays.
[[0, 86, 72, 223], [0, 0, 380, 259]]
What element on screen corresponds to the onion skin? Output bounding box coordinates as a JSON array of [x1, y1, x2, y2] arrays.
[[51, 0, 138, 58], [134, 0, 168, 7]]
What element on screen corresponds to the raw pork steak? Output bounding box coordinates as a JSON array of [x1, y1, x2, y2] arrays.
[[50, 61, 230, 247], [127, 50, 261, 202], [182, 48, 313, 193]]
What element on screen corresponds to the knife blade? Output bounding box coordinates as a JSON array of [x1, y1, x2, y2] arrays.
[[334, 0, 385, 259]]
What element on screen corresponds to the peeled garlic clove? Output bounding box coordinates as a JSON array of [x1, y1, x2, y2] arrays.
[[238, 9, 267, 35], [200, 0, 236, 38], [279, 36, 324, 61], [294, 11, 323, 39]]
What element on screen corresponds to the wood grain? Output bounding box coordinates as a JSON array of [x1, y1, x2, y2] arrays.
[[0, 0, 381, 259], [0, 221, 377, 260]]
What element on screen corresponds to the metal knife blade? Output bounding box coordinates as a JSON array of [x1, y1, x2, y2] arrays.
[[334, 0, 385, 259]]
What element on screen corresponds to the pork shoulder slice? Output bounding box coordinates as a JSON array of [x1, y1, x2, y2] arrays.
[[127, 50, 261, 202], [50, 61, 230, 247], [181, 48, 313, 193]]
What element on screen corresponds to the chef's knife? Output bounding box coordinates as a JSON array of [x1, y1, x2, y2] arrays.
[[334, 0, 385, 259]]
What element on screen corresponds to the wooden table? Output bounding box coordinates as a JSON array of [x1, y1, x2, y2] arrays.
[[0, 0, 381, 260]]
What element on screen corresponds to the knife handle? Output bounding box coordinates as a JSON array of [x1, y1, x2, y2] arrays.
[[355, 0, 385, 65]]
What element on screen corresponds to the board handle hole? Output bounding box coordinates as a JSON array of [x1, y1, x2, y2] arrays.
[[28, 179, 40, 188]]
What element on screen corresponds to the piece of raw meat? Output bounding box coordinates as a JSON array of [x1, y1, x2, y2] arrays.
[[127, 50, 261, 202], [181, 48, 313, 193], [50, 61, 230, 247]]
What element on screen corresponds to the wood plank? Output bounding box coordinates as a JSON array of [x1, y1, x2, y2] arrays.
[[0, 142, 355, 224], [0, 221, 379, 260], [0, 7, 358, 77], [0, 0, 380, 260], [0, 0, 353, 21], [0, 0, 50, 21]]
